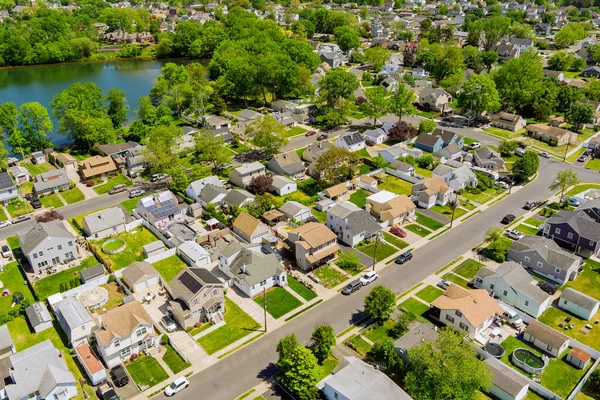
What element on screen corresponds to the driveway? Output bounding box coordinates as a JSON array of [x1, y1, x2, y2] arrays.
[[338, 243, 373, 267], [66, 166, 97, 199], [109, 367, 139, 400]]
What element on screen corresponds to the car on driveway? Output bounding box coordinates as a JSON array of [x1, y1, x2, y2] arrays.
[[305, 130, 317, 137], [30, 199, 42, 209], [437, 279, 451, 290], [317, 134, 328, 141], [497, 181, 509, 190], [1, 245, 11, 258], [359, 271, 378, 286], [504, 229, 524, 240], [160, 315, 177, 332], [564, 196, 581, 207], [539, 151, 551, 158], [395, 251, 413, 264], [389, 226, 407, 238], [110, 365, 129, 387], [578, 153, 588, 162], [165, 377, 190, 397], [342, 280, 362, 295], [538, 281, 558, 295], [151, 173, 168, 182], [501, 214, 516, 224], [469, 142, 481, 150]]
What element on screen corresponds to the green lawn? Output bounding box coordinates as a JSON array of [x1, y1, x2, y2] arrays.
[[288, 276, 318, 301], [6, 199, 29, 217], [484, 127, 526, 139], [430, 204, 467, 220], [515, 224, 539, 236], [399, 298, 430, 316], [228, 142, 252, 154], [454, 258, 484, 280], [254, 287, 302, 319], [314, 266, 347, 288], [162, 344, 191, 374], [460, 199, 476, 211], [0, 208, 7, 221], [296, 147, 306, 159], [442, 272, 469, 288], [356, 242, 397, 261], [415, 285, 444, 303], [126, 355, 169, 389], [566, 184, 600, 196], [416, 213, 445, 230], [33, 256, 99, 300], [345, 335, 372, 357], [20, 181, 33, 194], [584, 158, 600, 170], [152, 255, 187, 284], [39, 194, 64, 209], [198, 298, 260, 355], [358, 148, 372, 159], [0, 262, 35, 313], [22, 162, 53, 176], [404, 224, 432, 237], [349, 189, 368, 208], [539, 306, 600, 351], [311, 208, 326, 223], [378, 176, 412, 196], [120, 197, 139, 214], [91, 227, 159, 271], [524, 217, 545, 228], [286, 126, 308, 137], [565, 261, 600, 300], [93, 174, 133, 195], [323, 356, 339, 376], [6, 236, 19, 250], [357, 164, 374, 175], [461, 188, 501, 204], [415, 167, 432, 177], [382, 232, 408, 250], [189, 323, 212, 337], [61, 187, 85, 204], [364, 319, 396, 344]]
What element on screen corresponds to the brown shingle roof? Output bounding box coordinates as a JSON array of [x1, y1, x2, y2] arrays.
[[78, 155, 117, 179], [290, 222, 337, 248], [95, 301, 152, 345], [524, 320, 569, 349], [416, 176, 450, 194], [569, 347, 591, 363], [233, 211, 265, 238], [323, 183, 348, 198], [431, 285, 503, 328]]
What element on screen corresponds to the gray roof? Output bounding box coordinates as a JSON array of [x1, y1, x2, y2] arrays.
[[268, 152, 304, 176], [0, 325, 13, 351], [170, 267, 221, 302], [6, 340, 75, 400], [389, 160, 414, 172], [238, 109, 263, 121], [178, 241, 210, 262], [379, 144, 406, 158], [223, 189, 255, 208], [221, 243, 283, 286], [478, 262, 550, 304], [83, 207, 127, 234], [546, 207, 600, 242], [302, 142, 333, 162], [143, 240, 164, 253], [33, 168, 70, 192], [199, 184, 228, 204], [9, 166, 30, 178], [485, 359, 529, 397], [363, 128, 386, 140], [187, 176, 224, 197], [18, 221, 73, 255], [345, 209, 381, 237], [415, 133, 443, 147], [233, 161, 265, 175], [95, 141, 138, 156], [280, 201, 310, 218], [79, 263, 105, 282], [25, 302, 52, 328], [524, 320, 569, 348], [0, 171, 15, 191], [432, 164, 453, 176], [509, 235, 581, 270], [561, 288, 600, 311], [394, 322, 439, 351], [55, 297, 93, 329], [122, 262, 158, 285], [271, 175, 295, 189], [328, 202, 360, 219]]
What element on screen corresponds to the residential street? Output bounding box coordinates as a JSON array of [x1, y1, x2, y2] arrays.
[[153, 158, 599, 400]]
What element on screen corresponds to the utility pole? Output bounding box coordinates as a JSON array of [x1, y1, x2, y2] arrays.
[[371, 231, 380, 272], [263, 287, 267, 333], [563, 136, 571, 162]]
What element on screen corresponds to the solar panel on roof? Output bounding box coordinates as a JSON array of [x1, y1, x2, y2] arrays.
[[158, 191, 173, 203], [191, 268, 221, 284], [179, 272, 203, 293]]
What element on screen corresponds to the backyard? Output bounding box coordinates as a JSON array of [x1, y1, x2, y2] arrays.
[[254, 287, 302, 319], [100, 282, 126, 310], [454, 258, 485, 280], [91, 227, 159, 271], [126, 355, 169, 389], [539, 306, 600, 351], [356, 242, 397, 261], [39, 194, 64, 209], [22, 162, 54, 176], [378, 176, 412, 196], [288, 276, 317, 301], [382, 232, 408, 250], [198, 298, 261, 355], [311, 209, 326, 223], [565, 261, 600, 301], [349, 189, 368, 208], [314, 265, 347, 288], [33, 256, 100, 300], [415, 285, 444, 303], [93, 174, 133, 195], [152, 255, 187, 284], [0, 262, 35, 313], [162, 343, 191, 374], [61, 187, 85, 204]]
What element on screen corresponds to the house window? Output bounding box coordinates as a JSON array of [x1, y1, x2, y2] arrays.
[[58, 245, 62, 250], [563, 299, 568, 305], [555, 228, 561, 235], [138, 340, 143, 346], [525, 300, 529, 306], [33, 253, 38, 259], [136, 327, 147, 336], [114, 340, 120, 347], [555, 267, 562, 274], [567, 232, 573, 239], [524, 256, 530, 262], [39, 251, 43, 257], [120, 348, 131, 357], [455, 310, 462, 317], [445, 314, 455, 323], [537, 261, 543, 268], [54, 391, 67, 400], [334, 393, 339, 400], [503, 290, 508, 296], [591, 241, 596, 246], [68, 241, 73, 247], [475, 277, 483, 284], [459, 322, 469, 331], [547, 344, 553, 352], [490, 284, 495, 290]]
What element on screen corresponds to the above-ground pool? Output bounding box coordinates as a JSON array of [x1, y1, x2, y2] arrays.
[[77, 286, 109, 310], [485, 343, 506, 359], [512, 348, 547, 375]]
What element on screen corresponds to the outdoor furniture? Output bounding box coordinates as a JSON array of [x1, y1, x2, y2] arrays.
[[145, 295, 152, 303], [307, 272, 321, 284], [582, 326, 591, 334]]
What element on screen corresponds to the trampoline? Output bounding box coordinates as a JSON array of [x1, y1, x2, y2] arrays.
[[484, 342, 506, 358]]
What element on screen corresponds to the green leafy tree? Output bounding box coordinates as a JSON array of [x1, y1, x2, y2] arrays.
[[334, 26, 360, 52], [248, 116, 288, 157], [555, 23, 587, 49], [143, 125, 183, 174], [566, 102, 594, 132], [319, 69, 359, 108], [584, 79, 600, 101], [457, 74, 500, 118], [194, 130, 232, 172], [471, 16, 511, 51], [405, 327, 492, 400], [18, 102, 54, 151], [279, 346, 323, 400], [480, 51, 498, 72], [373, 154, 388, 169], [364, 285, 395, 323], [366, 341, 404, 373], [498, 140, 519, 156], [360, 87, 389, 126], [485, 227, 503, 243], [336, 252, 362, 271], [0, 102, 28, 159], [510, 22, 535, 40], [106, 88, 129, 129], [541, 13, 556, 25], [160, 62, 190, 117], [309, 324, 336, 363], [314, 147, 359, 183], [419, 119, 437, 134], [277, 334, 298, 370], [136, 96, 158, 126], [364, 46, 392, 72], [548, 50, 575, 71], [493, 51, 543, 113], [513, 151, 540, 182], [549, 170, 580, 202], [388, 85, 416, 122]]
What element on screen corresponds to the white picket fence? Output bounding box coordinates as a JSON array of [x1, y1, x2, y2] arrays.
[[144, 248, 177, 264]]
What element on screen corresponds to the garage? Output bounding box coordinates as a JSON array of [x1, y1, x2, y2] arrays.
[[121, 262, 160, 293]]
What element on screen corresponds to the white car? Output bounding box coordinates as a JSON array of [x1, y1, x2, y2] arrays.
[[539, 151, 551, 158], [504, 229, 524, 240], [160, 315, 177, 333], [0, 221, 12, 229], [497, 181, 509, 190], [470, 142, 481, 150], [164, 377, 189, 397], [359, 271, 378, 286]]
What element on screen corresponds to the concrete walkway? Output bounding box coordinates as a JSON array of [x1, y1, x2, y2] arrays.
[[66, 167, 98, 199]]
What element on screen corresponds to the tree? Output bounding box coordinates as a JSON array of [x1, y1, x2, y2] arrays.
[[160, 62, 189, 117], [419, 119, 437, 134], [0, 102, 28, 159], [310, 325, 336, 363], [566, 102, 594, 132], [457, 74, 500, 118], [448, 196, 459, 228], [364, 285, 395, 323], [485, 227, 503, 243], [277, 334, 298, 370], [334, 26, 360, 52], [548, 50, 575, 72], [555, 23, 587, 49], [549, 170, 580, 202], [472, 17, 511, 51], [248, 116, 288, 157], [541, 13, 556, 25], [373, 154, 388, 169], [364, 46, 392, 72], [247, 175, 273, 195], [480, 51, 498, 72], [498, 140, 519, 156], [279, 346, 323, 400], [136, 96, 158, 126], [389, 311, 416, 339], [493, 51, 543, 113], [360, 87, 389, 126], [143, 125, 183, 174], [404, 327, 492, 399], [388, 85, 416, 122], [314, 148, 359, 183], [106, 88, 129, 129], [513, 151, 540, 182], [388, 121, 417, 143], [319, 69, 359, 108], [18, 102, 54, 151], [194, 130, 232, 172], [510, 22, 535, 40], [366, 341, 404, 373]]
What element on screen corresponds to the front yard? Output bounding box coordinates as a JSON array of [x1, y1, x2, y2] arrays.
[[126, 355, 169, 389], [162, 344, 191, 374], [515, 224, 539, 236], [416, 213, 445, 230], [584, 158, 600, 171], [378, 176, 413, 196], [197, 298, 260, 355], [91, 227, 159, 271], [314, 266, 347, 288], [61, 187, 85, 204], [454, 258, 484, 280], [285, 126, 308, 137], [345, 335, 372, 357], [254, 287, 302, 319], [404, 224, 432, 237], [93, 174, 133, 195], [539, 306, 600, 351], [415, 285, 444, 303], [430, 204, 468, 220], [356, 242, 397, 261], [483, 127, 525, 139], [152, 255, 187, 284], [288, 276, 317, 301], [33, 256, 100, 300], [364, 319, 396, 344], [382, 232, 408, 250], [567, 184, 600, 196], [6, 199, 29, 217], [39, 193, 64, 209], [398, 298, 430, 316], [0, 262, 35, 313], [461, 188, 503, 205]]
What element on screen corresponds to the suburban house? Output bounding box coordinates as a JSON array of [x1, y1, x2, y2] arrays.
[[485, 359, 530, 400], [204, 115, 232, 141], [32, 151, 46, 164], [96, 141, 140, 160], [581, 65, 600, 78], [222, 189, 255, 209], [366, 191, 416, 226], [168, 267, 225, 328], [25, 302, 53, 333], [267, 152, 305, 178], [432, 163, 478, 191], [430, 285, 503, 340], [558, 288, 600, 320], [273, 112, 295, 127], [526, 124, 576, 146], [326, 202, 381, 246], [389, 160, 415, 176], [18, 222, 77, 274], [229, 162, 267, 189], [78, 155, 118, 181], [411, 176, 452, 208], [493, 43, 519, 61], [280, 201, 311, 222], [433, 128, 464, 148], [510, 37, 534, 52], [75, 342, 106, 386], [122, 262, 160, 293], [522, 320, 570, 357], [334, 132, 365, 152], [363, 128, 388, 145], [436, 143, 463, 161], [186, 176, 225, 203], [3, 340, 77, 400], [177, 241, 211, 267], [491, 112, 526, 131], [473, 262, 551, 318], [322, 183, 349, 202], [54, 153, 77, 170], [9, 166, 30, 184], [542, 198, 600, 257], [198, 185, 228, 209], [394, 322, 439, 364], [0, 172, 18, 205], [82, 207, 127, 239], [507, 235, 582, 284], [94, 300, 157, 368], [135, 191, 185, 229], [0, 325, 15, 357], [414, 133, 444, 153], [33, 168, 70, 195], [318, 43, 346, 68], [378, 144, 416, 162], [352, 175, 377, 192], [218, 242, 286, 298], [288, 222, 339, 270], [473, 147, 506, 171], [126, 145, 147, 177], [301, 142, 333, 162], [418, 87, 452, 112], [317, 356, 413, 400], [270, 175, 297, 196], [54, 297, 96, 346], [232, 211, 269, 244]]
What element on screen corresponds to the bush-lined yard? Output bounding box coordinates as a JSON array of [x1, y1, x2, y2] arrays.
[[314, 266, 347, 288]]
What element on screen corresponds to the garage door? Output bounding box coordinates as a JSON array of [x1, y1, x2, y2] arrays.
[[134, 277, 159, 292]]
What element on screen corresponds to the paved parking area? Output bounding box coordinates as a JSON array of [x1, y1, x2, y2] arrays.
[[109, 368, 139, 400]]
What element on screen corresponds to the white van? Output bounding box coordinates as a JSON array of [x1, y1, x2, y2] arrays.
[[515, 148, 525, 157], [502, 309, 523, 328]]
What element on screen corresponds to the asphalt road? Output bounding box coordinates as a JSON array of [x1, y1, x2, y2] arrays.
[[157, 158, 598, 400]]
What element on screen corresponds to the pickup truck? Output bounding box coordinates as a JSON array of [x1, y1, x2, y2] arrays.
[[97, 383, 119, 400]]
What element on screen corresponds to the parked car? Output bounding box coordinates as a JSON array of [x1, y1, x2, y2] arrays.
[[389, 226, 407, 238], [160, 315, 177, 333], [564, 196, 581, 207], [1, 245, 11, 258], [24, 193, 37, 201], [30, 199, 42, 209], [504, 229, 524, 240], [578, 153, 589, 162], [539, 151, 551, 158], [129, 189, 146, 198], [109, 184, 128, 195], [359, 271, 378, 286], [151, 173, 168, 182], [305, 130, 317, 137], [469, 142, 481, 150], [437, 279, 451, 290], [97, 383, 119, 400], [395, 251, 413, 264], [515, 148, 525, 157], [110, 365, 129, 387], [12, 215, 30, 224], [164, 377, 190, 397], [501, 214, 516, 224], [365, 140, 375, 146], [0, 221, 11, 229], [524, 200, 540, 210], [342, 280, 362, 295], [497, 181, 509, 190], [317, 134, 328, 141], [538, 281, 558, 295]]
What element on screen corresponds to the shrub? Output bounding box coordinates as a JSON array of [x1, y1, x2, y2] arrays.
[[161, 334, 169, 346], [471, 188, 481, 194], [186, 326, 193, 332], [107, 274, 115, 283], [130, 353, 138, 361]]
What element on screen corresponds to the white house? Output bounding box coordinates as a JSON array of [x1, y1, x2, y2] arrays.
[[334, 132, 365, 152], [432, 162, 478, 192], [82, 207, 127, 239], [362, 128, 387, 145], [24, 302, 53, 333], [228, 162, 267, 188], [135, 191, 185, 229], [185, 176, 225, 203], [270, 175, 297, 196], [326, 202, 381, 246], [522, 320, 570, 358], [558, 288, 600, 321], [177, 241, 211, 266], [18, 222, 78, 274], [279, 201, 311, 222], [54, 297, 96, 347]]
